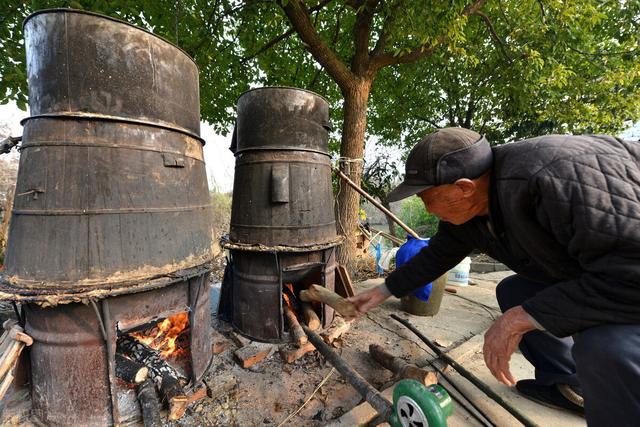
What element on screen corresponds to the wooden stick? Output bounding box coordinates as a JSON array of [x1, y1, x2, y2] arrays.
[[0, 342, 24, 381], [300, 303, 321, 331], [136, 378, 162, 427], [283, 304, 307, 347], [369, 344, 438, 386], [116, 354, 149, 384], [299, 284, 359, 318], [321, 316, 352, 345], [280, 342, 316, 363], [0, 371, 14, 401], [334, 167, 419, 239]]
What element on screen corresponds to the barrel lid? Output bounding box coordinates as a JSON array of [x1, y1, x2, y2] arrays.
[[23, 8, 199, 70]]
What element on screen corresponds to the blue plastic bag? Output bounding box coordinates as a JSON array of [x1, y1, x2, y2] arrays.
[[396, 235, 432, 301]]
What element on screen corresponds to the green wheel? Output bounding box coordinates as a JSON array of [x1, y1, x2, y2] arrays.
[[388, 380, 453, 427]]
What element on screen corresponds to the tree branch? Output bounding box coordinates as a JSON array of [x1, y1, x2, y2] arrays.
[[371, 1, 402, 57], [352, 0, 380, 74], [241, 28, 296, 63], [370, 0, 487, 71], [279, 0, 354, 89], [473, 11, 512, 63], [414, 115, 442, 129]]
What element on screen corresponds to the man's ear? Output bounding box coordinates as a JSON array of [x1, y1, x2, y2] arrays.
[[454, 178, 476, 197]]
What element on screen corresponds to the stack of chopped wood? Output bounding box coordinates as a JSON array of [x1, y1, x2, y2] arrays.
[[0, 319, 33, 401]]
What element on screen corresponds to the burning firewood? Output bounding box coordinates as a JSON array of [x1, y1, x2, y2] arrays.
[[283, 304, 307, 347], [299, 284, 359, 318], [280, 315, 352, 363], [115, 354, 149, 384], [369, 344, 438, 386], [117, 335, 188, 421], [136, 378, 162, 427], [300, 302, 321, 331]]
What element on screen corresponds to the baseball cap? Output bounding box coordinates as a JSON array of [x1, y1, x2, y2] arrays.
[[387, 128, 493, 202]]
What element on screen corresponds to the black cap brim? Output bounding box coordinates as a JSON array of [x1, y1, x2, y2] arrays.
[[386, 182, 433, 203]]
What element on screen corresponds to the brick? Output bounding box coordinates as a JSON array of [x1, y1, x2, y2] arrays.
[[234, 343, 275, 368]]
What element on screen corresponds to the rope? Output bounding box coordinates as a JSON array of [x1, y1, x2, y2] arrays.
[[276, 368, 335, 426]]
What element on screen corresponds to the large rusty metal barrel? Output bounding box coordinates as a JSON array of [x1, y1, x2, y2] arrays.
[[0, 10, 213, 302], [229, 87, 338, 248]]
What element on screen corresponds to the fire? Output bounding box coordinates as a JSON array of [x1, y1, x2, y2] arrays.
[[131, 312, 189, 358], [282, 283, 297, 314]]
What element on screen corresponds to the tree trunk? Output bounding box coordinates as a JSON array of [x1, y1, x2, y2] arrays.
[[336, 80, 371, 271], [381, 199, 400, 246]]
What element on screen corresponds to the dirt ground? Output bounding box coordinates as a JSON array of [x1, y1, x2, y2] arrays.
[[0, 259, 508, 427]]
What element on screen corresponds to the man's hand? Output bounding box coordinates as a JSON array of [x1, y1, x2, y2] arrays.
[[483, 305, 537, 386], [346, 284, 392, 318]]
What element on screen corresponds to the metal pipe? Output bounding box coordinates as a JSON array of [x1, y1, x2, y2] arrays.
[[391, 314, 540, 427], [301, 324, 393, 420], [333, 167, 420, 239], [101, 300, 121, 426]]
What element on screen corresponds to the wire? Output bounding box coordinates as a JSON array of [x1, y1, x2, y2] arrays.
[[277, 368, 335, 427]]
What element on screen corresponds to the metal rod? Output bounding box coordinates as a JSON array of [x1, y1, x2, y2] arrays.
[[421, 353, 496, 427], [333, 167, 420, 239], [301, 324, 393, 420], [391, 314, 540, 427], [101, 300, 121, 426]]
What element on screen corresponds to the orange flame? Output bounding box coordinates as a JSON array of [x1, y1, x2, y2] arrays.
[[283, 283, 297, 315], [131, 312, 189, 358]]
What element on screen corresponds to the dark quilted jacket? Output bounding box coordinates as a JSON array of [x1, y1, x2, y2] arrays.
[[385, 134, 640, 337]]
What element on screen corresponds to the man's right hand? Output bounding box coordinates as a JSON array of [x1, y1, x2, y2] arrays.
[[346, 284, 392, 318]]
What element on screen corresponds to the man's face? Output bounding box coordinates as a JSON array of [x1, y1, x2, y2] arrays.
[[417, 183, 477, 225]]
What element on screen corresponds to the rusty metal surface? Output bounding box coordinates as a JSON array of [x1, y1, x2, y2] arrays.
[[234, 87, 331, 154], [23, 9, 200, 134], [26, 302, 112, 426], [0, 263, 211, 305], [229, 151, 337, 247], [229, 87, 336, 248], [231, 249, 336, 342], [1, 9, 213, 295], [26, 274, 212, 426]]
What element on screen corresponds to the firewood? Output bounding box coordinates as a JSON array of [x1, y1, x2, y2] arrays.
[[283, 304, 307, 347], [299, 284, 358, 318], [136, 378, 162, 427], [280, 342, 316, 363], [116, 354, 149, 384], [369, 344, 438, 386], [0, 371, 13, 401], [0, 329, 32, 381], [117, 335, 188, 421], [321, 316, 352, 345], [300, 302, 321, 331]]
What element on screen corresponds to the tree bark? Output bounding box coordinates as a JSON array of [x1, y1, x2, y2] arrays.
[[336, 80, 372, 270]]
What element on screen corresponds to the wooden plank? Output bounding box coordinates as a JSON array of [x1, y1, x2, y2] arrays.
[[335, 265, 355, 298]]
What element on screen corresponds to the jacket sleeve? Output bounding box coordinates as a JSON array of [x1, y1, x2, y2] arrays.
[[385, 222, 473, 298], [521, 154, 640, 337]]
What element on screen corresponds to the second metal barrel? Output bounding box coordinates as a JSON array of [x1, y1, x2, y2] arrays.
[[229, 87, 338, 247]]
